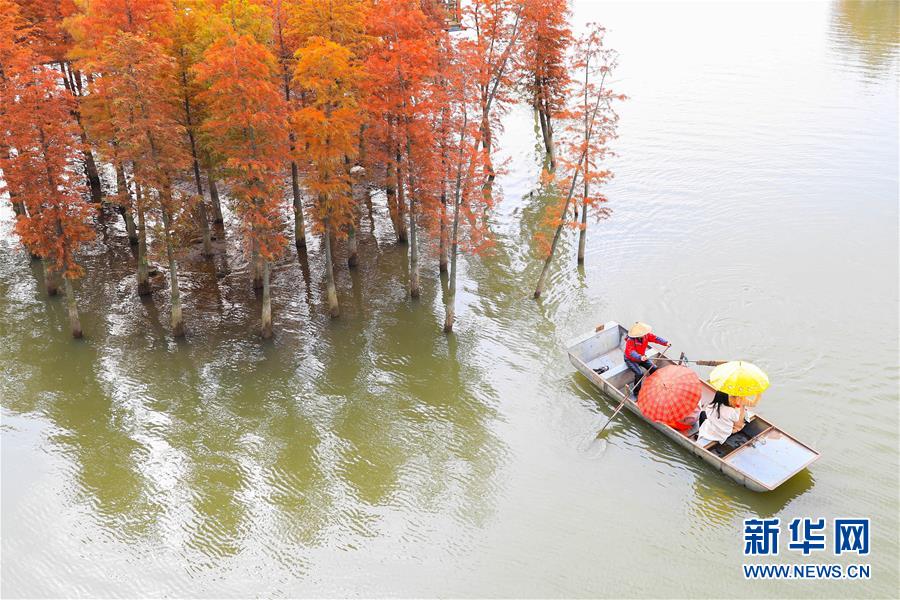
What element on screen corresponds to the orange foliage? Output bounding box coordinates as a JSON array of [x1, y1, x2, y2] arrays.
[[535, 23, 625, 257], [364, 0, 444, 224], [292, 36, 362, 236], [1, 5, 95, 278], [13, 0, 77, 63], [195, 30, 289, 260], [518, 0, 571, 121]]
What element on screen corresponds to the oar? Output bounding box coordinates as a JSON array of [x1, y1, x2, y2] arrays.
[[649, 357, 725, 367], [595, 393, 629, 438], [594, 347, 671, 438]]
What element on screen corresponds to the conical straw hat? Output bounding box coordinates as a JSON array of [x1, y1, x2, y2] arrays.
[[628, 322, 652, 337]]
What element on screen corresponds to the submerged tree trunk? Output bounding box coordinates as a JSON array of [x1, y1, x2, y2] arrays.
[[323, 220, 339, 318], [63, 277, 83, 338], [439, 192, 449, 273], [116, 162, 138, 245], [189, 152, 212, 257], [395, 150, 408, 244], [385, 161, 401, 240], [261, 259, 272, 338], [481, 108, 495, 187], [135, 184, 151, 296], [347, 165, 364, 268], [181, 75, 213, 258], [43, 259, 59, 296], [207, 168, 224, 224], [443, 184, 461, 334], [160, 206, 184, 337], [291, 161, 307, 253], [408, 195, 419, 298], [539, 105, 555, 171], [405, 139, 420, 298], [577, 167, 588, 264]]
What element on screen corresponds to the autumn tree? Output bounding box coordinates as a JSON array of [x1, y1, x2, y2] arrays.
[[70, 0, 192, 336], [169, 0, 215, 257], [518, 0, 572, 172], [1, 3, 95, 337], [14, 0, 105, 204], [284, 0, 370, 256], [189, 0, 276, 229], [292, 36, 363, 316], [269, 0, 307, 253], [195, 31, 289, 337], [464, 0, 525, 188], [533, 24, 623, 297], [440, 37, 493, 333], [365, 0, 444, 298]]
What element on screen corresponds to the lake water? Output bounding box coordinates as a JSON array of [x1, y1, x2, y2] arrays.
[[1, 1, 898, 597]]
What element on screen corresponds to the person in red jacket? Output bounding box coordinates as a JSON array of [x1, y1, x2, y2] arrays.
[[624, 321, 671, 396]]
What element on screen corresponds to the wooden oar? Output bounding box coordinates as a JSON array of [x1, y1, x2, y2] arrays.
[[649, 357, 725, 367], [595, 392, 629, 438]]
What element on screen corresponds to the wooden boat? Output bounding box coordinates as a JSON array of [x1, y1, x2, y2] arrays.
[[567, 321, 820, 492]]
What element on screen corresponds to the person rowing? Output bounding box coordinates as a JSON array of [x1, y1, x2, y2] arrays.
[[624, 321, 671, 396]]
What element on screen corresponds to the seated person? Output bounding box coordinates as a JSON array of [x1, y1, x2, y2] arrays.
[[696, 390, 745, 446]]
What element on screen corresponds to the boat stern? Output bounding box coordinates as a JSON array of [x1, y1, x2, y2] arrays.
[[724, 429, 820, 491]]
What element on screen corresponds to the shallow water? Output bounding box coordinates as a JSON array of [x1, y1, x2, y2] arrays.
[[2, 1, 898, 597]]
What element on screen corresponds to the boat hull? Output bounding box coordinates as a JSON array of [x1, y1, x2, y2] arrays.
[[567, 322, 819, 492]]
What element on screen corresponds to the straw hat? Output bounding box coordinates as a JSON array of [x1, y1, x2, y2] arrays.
[[628, 321, 652, 337]]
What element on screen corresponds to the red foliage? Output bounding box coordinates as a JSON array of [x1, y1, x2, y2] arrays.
[[195, 30, 290, 260], [1, 5, 95, 278], [364, 0, 444, 229], [518, 0, 572, 116], [535, 23, 625, 256]]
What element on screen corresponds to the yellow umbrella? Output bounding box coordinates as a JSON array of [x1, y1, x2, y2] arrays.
[[709, 361, 770, 401]]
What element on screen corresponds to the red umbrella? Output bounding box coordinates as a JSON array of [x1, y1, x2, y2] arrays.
[[637, 365, 702, 423]]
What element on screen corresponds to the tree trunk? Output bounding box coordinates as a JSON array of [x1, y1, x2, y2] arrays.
[[323, 221, 339, 318], [395, 155, 408, 244], [251, 242, 263, 290], [135, 185, 151, 296], [481, 108, 495, 186], [408, 198, 419, 298], [405, 139, 420, 298], [43, 259, 59, 296], [181, 75, 213, 257], [443, 190, 461, 334], [539, 104, 555, 171], [439, 191, 449, 273], [385, 161, 400, 240], [190, 149, 212, 257], [63, 277, 83, 338], [160, 206, 185, 337], [116, 162, 139, 245], [577, 167, 588, 264], [59, 61, 102, 203], [290, 161, 307, 254], [348, 166, 364, 268], [11, 200, 26, 217], [197, 200, 213, 256], [261, 259, 272, 338], [207, 168, 224, 224], [82, 145, 103, 204]]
